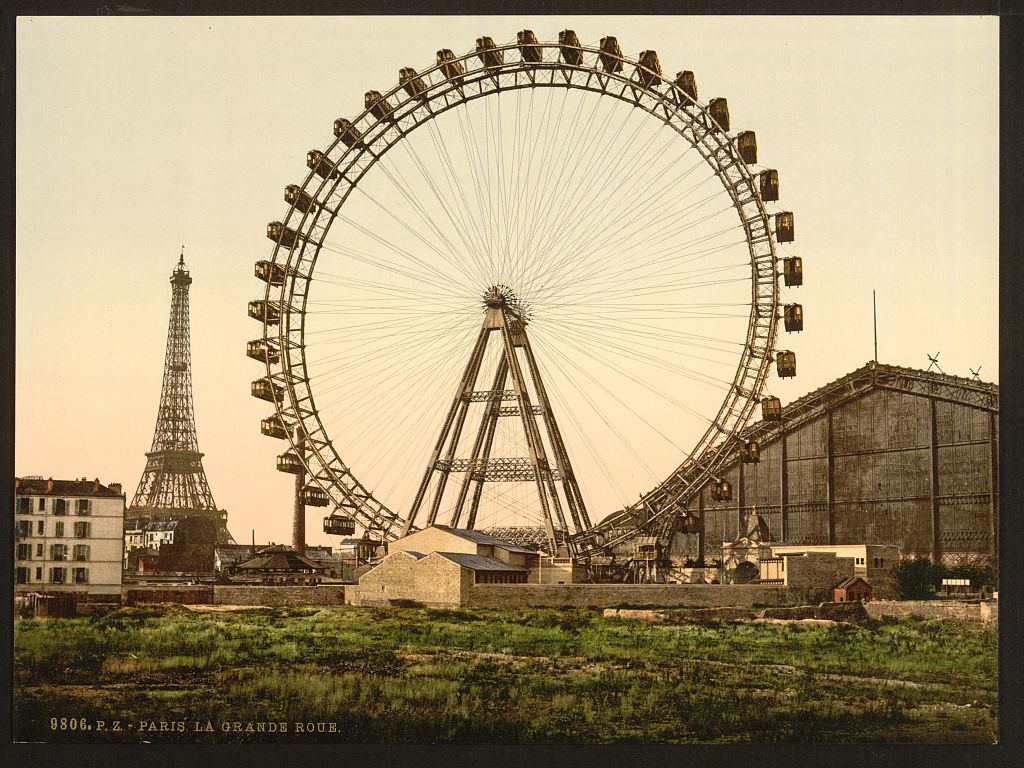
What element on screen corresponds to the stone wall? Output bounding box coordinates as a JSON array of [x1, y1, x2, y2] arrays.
[[864, 598, 998, 623], [212, 585, 346, 607], [463, 583, 798, 609], [123, 586, 213, 605]]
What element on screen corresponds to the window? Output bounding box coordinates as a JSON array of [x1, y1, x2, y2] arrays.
[[16, 543, 32, 560], [36, 520, 44, 535], [16, 520, 31, 538], [77, 499, 91, 515], [74, 521, 91, 538], [73, 544, 90, 561], [16, 567, 30, 584], [35, 567, 42, 581], [55, 522, 65, 537], [73, 568, 89, 584], [35, 543, 43, 557], [54, 499, 67, 515], [49, 567, 67, 584], [49, 544, 68, 561], [38, 497, 46, 512], [17, 497, 31, 514]]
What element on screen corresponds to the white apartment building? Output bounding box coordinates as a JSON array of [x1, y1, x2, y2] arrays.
[[15, 476, 126, 597]]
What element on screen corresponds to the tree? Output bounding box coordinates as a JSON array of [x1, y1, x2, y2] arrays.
[[895, 557, 945, 599]]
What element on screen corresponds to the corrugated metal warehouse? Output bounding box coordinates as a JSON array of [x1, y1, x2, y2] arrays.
[[671, 361, 998, 567]]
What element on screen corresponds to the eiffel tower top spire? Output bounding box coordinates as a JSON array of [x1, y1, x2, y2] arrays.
[[129, 249, 231, 541]]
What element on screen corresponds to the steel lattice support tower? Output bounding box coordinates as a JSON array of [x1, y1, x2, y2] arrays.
[[401, 286, 591, 556], [129, 251, 232, 542]]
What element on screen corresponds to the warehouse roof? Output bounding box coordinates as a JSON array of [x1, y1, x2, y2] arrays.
[[430, 525, 538, 555], [433, 552, 529, 572]]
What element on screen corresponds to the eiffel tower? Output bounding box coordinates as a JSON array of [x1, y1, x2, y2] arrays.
[[128, 249, 233, 543], [401, 286, 591, 556]]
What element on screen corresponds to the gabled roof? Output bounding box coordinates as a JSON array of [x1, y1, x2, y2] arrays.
[[145, 521, 178, 532], [235, 545, 323, 572], [15, 477, 124, 498], [432, 552, 529, 572], [429, 525, 538, 555], [835, 576, 871, 590], [743, 361, 998, 448]]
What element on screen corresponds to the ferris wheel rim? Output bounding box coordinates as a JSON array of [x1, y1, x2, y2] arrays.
[[256, 35, 783, 548]]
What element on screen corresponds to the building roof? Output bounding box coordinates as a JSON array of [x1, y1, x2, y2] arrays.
[[433, 552, 529, 572], [235, 545, 323, 573], [835, 576, 871, 590], [144, 521, 178, 532], [480, 526, 559, 550], [430, 525, 538, 555], [15, 477, 124, 498]]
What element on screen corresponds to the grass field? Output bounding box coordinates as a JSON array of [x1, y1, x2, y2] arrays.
[[13, 605, 997, 744]]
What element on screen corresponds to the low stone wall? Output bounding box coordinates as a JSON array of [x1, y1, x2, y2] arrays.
[[605, 606, 754, 622], [464, 583, 798, 609], [123, 586, 213, 605], [864, 599, 998, 623], [760, 601, 870, 623], [212, 585, 346, 607]]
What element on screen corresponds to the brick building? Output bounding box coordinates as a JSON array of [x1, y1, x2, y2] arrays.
[[14, 477, 126, 597]]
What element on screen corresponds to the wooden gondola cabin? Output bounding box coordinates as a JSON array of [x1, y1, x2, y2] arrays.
[[476, 36, 503, 68], [246, 339, 279, 364], [276, 453, 303, 474], [675, 71, 698, 103], [399, 68, 428, 100], [637, 50, 663, 87], [783, 256, 803, 287], [248, 300, 279, 325], [333, 118, 365, 148], [436, 49, 465, 85], [708, 98, 730, 131], [784, 303, 803, 332], [710, 479, 733, 502], [323, 514, 356, 536], [284, 184, 316, 213], [364, 90, 395, 122], [761, 396, 782, 421], [303, 485, 330, 507], [736, 131, 757, 165], [776, 350, 797, 378], [776, 212, 795, 243], [260, 415, 290, 440], [251, 378, 283, 402], [598, 36, 624, 72], [759, 169, 779, 201], [517, 30, 542, 62], [255, 259, 287, 285], [741, 440, 760, 464], [306, 150, 339, 180], [559, 30, 583, 65]]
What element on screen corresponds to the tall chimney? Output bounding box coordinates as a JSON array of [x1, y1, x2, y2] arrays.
[[14, 478, 20, 491], [93, 478, 100, 493], [46, 477, 54, 494]]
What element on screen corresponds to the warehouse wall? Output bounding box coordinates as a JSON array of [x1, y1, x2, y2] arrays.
[[675, 387, 996, 565]]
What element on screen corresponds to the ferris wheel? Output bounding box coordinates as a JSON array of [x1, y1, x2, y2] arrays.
[[247, 31, 803, 560]]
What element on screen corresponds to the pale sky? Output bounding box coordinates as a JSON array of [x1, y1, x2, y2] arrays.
[[16, 15, 998, 547]]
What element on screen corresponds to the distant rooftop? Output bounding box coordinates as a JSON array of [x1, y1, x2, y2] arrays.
[[15, 477, 124, 498]]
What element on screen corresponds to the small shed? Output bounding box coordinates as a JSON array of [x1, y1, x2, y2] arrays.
[[833, 576, 873, 603]]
